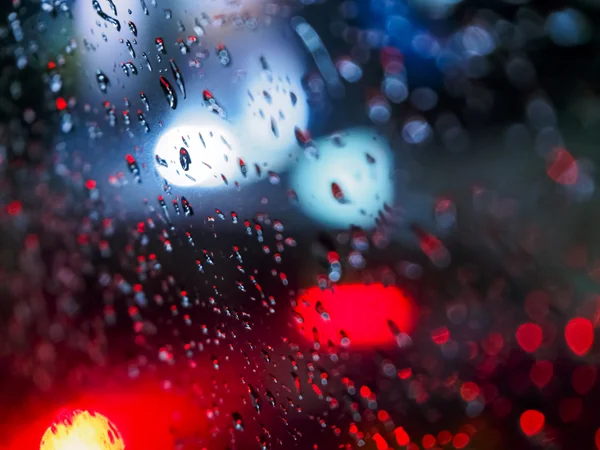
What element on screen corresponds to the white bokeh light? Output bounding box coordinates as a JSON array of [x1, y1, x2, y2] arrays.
[[290, 127, 395, 229], [240, 68, 309, 155], [153, 120, 240, 188]]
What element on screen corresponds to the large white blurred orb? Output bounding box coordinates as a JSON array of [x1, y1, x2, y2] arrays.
[[290, 127, 395, 229], [153, 120, 240, 187]]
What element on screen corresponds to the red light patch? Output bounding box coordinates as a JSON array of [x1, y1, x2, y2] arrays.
[[294, 284, 416, 347]]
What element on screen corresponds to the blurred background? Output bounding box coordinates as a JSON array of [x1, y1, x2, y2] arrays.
[[2, 0, 600, 449]]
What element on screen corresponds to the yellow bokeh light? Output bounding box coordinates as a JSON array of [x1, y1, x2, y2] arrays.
[[40, 410, 125, 450]]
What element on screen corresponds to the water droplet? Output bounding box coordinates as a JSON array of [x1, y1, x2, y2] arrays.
[[92, 0, 121, 31], [128, 21, 137, 36], [169, 59, 186, 98], [96, 70, 110, 93], [159, 76, 177, 109]]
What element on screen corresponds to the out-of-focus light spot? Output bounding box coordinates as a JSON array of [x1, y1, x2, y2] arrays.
[[7, 200, 22, 216], [373, 432, 387, 450], [382, 76, 408, 103], [431, 326, 450, 345], [437, 430, 452, 445], [481, 332, 504, 356], [402, 117, 432, 144], [394, 427, 410, 446], [565, 317, 594, 356], [461, 25, 496, 56], [412, 33, 441, 58], [290, 127, 394, 230], [559, 396, 582, 423], [241, 69, 309, 154], [452, 432, 470, 449], [294, 284, 415, 347], [380, 46, 404, 73], [410, 87, 438, 111], [546, 147, 578, 185], [516, 322, 543, 353], [40, 410, 124, 450], [377, 410, 390, 422], [596, 428, 600, 449], [460, 381, 480, 402], [337, 58, 363, 82], [530, 360, 553, 389], [520, 409, 545, 437], [398, 367, 412, 379], [386, 15, 412, 43], [359, 385, 371, 398], [546, 8, 591, 47], [572, 365, 596, 394], [368, 97, 392, 124], [153, 122, 240, 188], [422, 433, 436, 448], [56, 97, 67, 110]]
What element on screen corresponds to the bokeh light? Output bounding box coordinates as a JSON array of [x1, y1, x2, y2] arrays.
[[40, 410, 124, 450], [290, 127, 395, 229], [520, 409, 545, 437], [239, 67, 309, 155], [153, 121, 241, 188], [294, 284, 416, 347]]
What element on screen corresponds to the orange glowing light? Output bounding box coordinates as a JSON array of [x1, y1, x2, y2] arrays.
[[40, 410, 125, 450]]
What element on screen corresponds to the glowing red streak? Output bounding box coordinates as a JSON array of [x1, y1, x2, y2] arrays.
[[294, 284, 416, 347]]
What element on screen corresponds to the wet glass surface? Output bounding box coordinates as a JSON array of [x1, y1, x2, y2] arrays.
[[2, 1, 600, 449]]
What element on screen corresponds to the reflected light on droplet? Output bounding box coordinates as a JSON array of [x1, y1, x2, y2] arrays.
[[294, 284, 416, 347], [40, 410, 124, 450]]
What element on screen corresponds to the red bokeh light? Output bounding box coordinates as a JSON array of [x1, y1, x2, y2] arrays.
[[572, 365, 597, 395], [394, 427, 410, 446], [546, 147, 578, 185], [516, 323, 543, 353], [530, 360, 553, 389], [373, 432, 387, 450], [460, 381, 480, 402], [294, 284, 416, 347], [565, 317, 594, 356], [56, 97, 68, 111], [7, 200, 22, 216], [520, 409, 545, 437], [437, 430, 452, 445], [422, 433, 436, 448], [452, 432, 470, 449], [431, 326, 450, 345]]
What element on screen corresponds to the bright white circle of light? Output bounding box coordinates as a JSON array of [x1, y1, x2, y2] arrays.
[[240, 69, 309, 155], [290, 127, 395, 229], [153, 121, 240, 188]]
